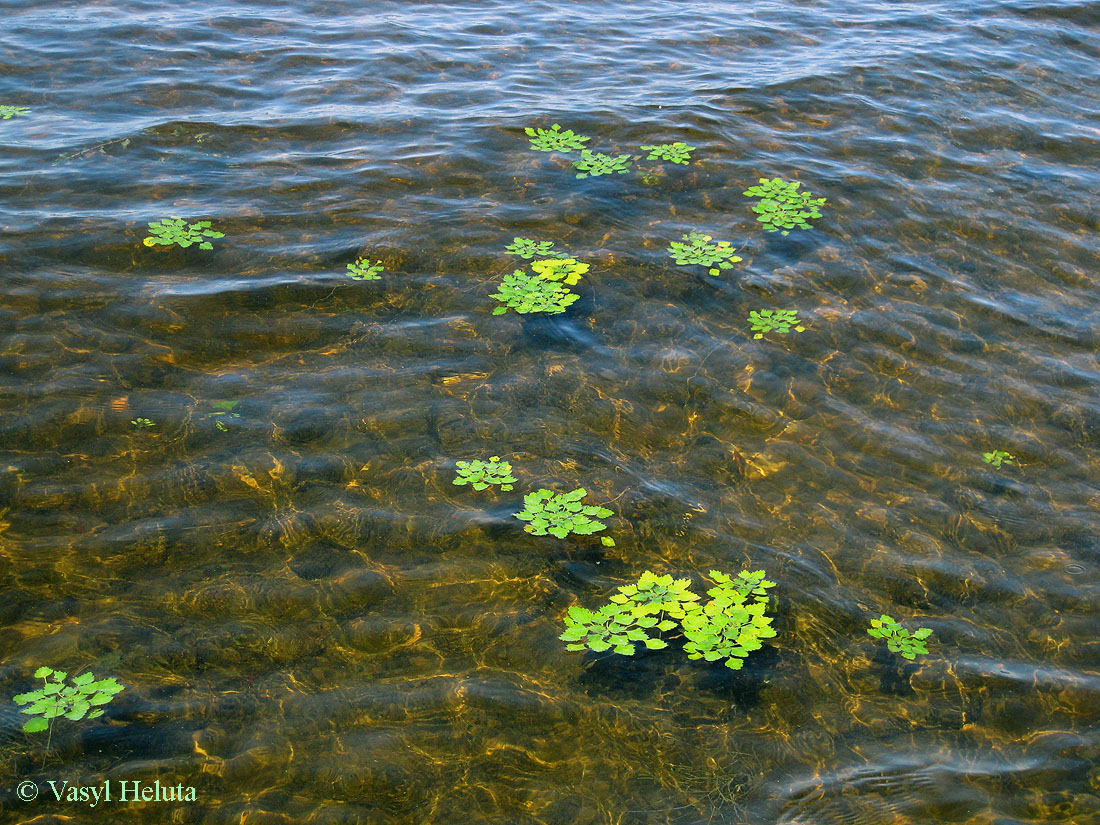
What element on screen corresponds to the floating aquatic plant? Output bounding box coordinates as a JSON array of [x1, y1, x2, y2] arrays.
[[453, 456, 517, 492], [560, 569, 775, 670], [143, 218, 224, 250], [210, 401, 241, 431], [530, 257, 589, 286], [505, 238, 568, 260], [130, 418, 154, 429], [490, 270, 579, 316], [667, 232, 742, 277], [982, 450, 1015, 468], [573, 150, 634, 179], [0, 105, 30, 120], [680, 570, 777, 670], [13, 667, 125, 737], [742, 177, 826, 235], [346, 257, 383, 280], [748, 309, 805, 338], [525, 123, 591, 153], [514, 488, 613, 539], [867, 614, 932, 660], [640, 142, 695, 165]]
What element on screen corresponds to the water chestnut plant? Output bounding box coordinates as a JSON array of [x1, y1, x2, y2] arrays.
[[573, 150, 634, 179], [742, 178, 826, 235], [530, 257, 589, 286], [13, 667, 125, 741], [667, 232, 742, 277], [680, 570, 776, 670], [130, 418, 154, 428], [490, 270, 579, 316], [0, 105, 30, 119], [347, 257, 384, 280], [525, 123, 590, 153], [514, 488, 613, 539], [640, 142, 695, 165], [983, 450, 1015, 468], [505, 238, 568, 259], [453, 456, 517, 492], [143, 218, 225, 250], [560, 569, 776, 671], [867, 615, 932, 660], [748, 309, 805, 339]]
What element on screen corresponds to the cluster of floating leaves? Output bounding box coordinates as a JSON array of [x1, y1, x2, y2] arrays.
[[346, 257, 384, 281], [867, 615, 934, 660], [573, 150, 634, 179], [748, 309, 806, 339], [561, 570, 776, 670], [143, 218, 225, 250], [743, 177, 827, 234], [505, 237, 568, 259], [514, 488, 614, 540], [641, 141, 695, 164], [0, 105, 29, 120], [667, 231, 742, 277], [452, 456, 516, 492]]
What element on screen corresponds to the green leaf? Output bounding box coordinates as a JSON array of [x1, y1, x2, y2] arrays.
[[23, 717, 49, 733]]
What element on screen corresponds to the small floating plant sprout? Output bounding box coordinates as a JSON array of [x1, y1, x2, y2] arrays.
[[748, 309, 805, 339], [514, 488, 614, 545], [560, 569, 776, 669], [13, 667, 125, 759], [573, 150, 634, 179], [667, 232, 742, 277], [0, 105, 30, 119], [130, 418, 154, 429], [453, 456, 517, 492], [210, 401, 242, 431], [640, 142, 695, 165], [983, 450, 1015, 468], [525, 123, 591, 153], [505, 238, 569, 260], [867, 615, 933, 660], [346, 257, 384, 281], [742, 177, 826, 235], [490, 270, 579, 316], [143, 218, 225, 250]]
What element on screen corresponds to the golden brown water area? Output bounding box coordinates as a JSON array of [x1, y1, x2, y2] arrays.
[[1, 0, 1100, 822]]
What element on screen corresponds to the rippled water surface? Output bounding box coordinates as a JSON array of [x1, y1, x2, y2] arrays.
[[2, 0, 1100, 822]]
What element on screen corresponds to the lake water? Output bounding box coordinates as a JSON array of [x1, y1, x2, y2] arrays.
[[2, 1, 1100, 823]]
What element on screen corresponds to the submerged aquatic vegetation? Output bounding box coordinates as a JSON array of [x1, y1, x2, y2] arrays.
[[573, 150, 634, 179], [867, 614, 933, 660], [667, 232, 742, 276], [983, 450, 1015, 468], [490, 270, 579, 315], [525, 123, 591, 153], [680, 570, 777, 670], [0, 105, 30, 119], [130, 418, 154, 428], [514, 488, 613, 539], [560, 569, 776, 670], [640, 142, 695, 165], [346, 257, 384, 280], [13, 667, 125, 736], [143, 218, 225, 250], [742, 177, 826, 235], [210, 401, 242, 431], [453, 456, 517, 492], [530, 257, 589, 286], [748, 309, 805, 339], [505, 238, 568, 260]]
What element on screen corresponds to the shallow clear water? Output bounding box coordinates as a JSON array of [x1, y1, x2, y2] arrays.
[[2, 0, 1100, 822]]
